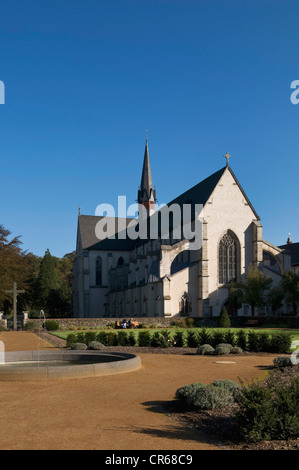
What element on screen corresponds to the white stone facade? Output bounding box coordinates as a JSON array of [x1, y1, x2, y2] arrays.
[[72, 165, 292, 318]]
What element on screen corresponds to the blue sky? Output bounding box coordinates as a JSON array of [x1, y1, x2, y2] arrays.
[[0, 0, 298, 257]]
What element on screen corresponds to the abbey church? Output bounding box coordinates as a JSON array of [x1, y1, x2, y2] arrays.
[[72, 141, 296, 318]]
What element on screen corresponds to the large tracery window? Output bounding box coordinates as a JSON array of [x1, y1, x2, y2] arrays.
[[219, 231, 238, 285]]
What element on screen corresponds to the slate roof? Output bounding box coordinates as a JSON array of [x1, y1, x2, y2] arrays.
[[163, 165, 259, 219], [279, 242, 299, 266], [138, 139, 156, 203], [79, 165, 259, 252], [78, 215, 134, 251]]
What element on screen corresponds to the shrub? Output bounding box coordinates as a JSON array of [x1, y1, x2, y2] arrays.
[[128, 331, 137, 346], [117, 331, 130, 346], [248, 331, 261, 352], [88, 341, 106, 350], [230, 346, 243, 354], [173, 331, 185, 347], [270, 332, 292, 354], [189, 383, 237, 410], [66, 333, 77, 348], [236, 373, 299, 441], [106, 331, 118, 346], [71, 342, 88, 350], [84, 331, 97, 345], [151, 331, 173, 348], [273, 356, 293, 367], [185, 318, 195, 328], [214, 344, 231, 355], [257, 332, 272, 352], [138, 330, 152, 347], [217, 307, 231, 328], [210, 330, 227, 348], [216, 343, 234, 352], [175, 383, 206, 401], [212, 379, 241, 394], [96, 331, 108, 346], [197, 344, 215, 355], [225, 329, 236, 347], [197, 327, 211, 346], [186, 330, 199, 348], [151, 332, 163, 348], [236, 329, 248, 350], [44, 320, 60, 331], [24, 321, 39, 332], [76, 332, 86, 344]]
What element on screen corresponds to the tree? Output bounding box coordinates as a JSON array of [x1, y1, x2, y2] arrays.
[[281, 271, 299, 315], [268, 286, 285, 315], [35, 249, 59, 311], [238, 264, 273, 316], [228, 284, 243, 315], [0, 225, 29, 310], [217, 307, 231, 328]]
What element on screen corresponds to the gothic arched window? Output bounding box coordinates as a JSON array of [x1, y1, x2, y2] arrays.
[[95, 256, 102, 286], [179, 292, 192, 316], [219, 231, 238, 285]]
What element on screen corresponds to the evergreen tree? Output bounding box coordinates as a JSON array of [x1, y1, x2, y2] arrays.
[[217, 307, 231, 328], [36, 249, 59, 311]]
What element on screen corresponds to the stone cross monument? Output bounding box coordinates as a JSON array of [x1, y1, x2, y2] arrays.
[[5, 282, 25, 330]]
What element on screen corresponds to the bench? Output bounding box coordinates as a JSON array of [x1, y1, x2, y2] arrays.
[[115, 321, 139, 329]]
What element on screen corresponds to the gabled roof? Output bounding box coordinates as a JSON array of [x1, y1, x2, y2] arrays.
[[167, 166, 227, 208], [166, 165, 259, 220], [79, 165, 260, 252]]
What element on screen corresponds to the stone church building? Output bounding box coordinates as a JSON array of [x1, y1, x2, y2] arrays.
[[72, 141, 294, 318]]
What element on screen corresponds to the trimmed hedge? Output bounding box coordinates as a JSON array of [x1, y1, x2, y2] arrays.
[[65, 328, 293, 354]]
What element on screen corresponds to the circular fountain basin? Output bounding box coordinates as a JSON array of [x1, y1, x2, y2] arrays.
[[0, 350, 141, 381]]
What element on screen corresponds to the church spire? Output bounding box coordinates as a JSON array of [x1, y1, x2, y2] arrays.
[[138, 138, 156, 215]]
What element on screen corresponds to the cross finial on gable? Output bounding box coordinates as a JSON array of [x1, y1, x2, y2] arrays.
[[224, 152, 232, 167]]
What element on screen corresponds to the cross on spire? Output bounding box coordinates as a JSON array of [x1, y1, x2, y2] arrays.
[[224, 152, 232, 167]]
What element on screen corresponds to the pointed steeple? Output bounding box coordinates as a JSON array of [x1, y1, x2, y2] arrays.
[[138, 139, 156, 215]]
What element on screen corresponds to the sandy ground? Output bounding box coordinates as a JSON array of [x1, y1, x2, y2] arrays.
[[0, 331, 277, 451]]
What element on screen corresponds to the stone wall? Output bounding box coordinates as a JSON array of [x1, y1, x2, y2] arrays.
[[24, 316, 176, 330]]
